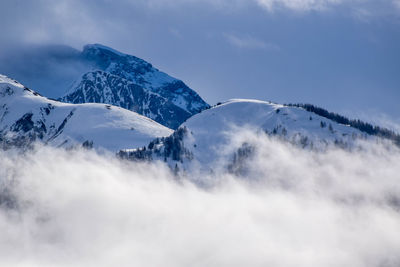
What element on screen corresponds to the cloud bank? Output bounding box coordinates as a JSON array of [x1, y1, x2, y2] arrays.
[[0, 133, 399, 267], [0, 0, 398, 48]]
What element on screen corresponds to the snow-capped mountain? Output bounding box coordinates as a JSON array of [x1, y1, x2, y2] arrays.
[[59, 44, 209, 128], [0, 75, 172, 151], [60, 70, 192, 129], [120, 99, 377, 172]]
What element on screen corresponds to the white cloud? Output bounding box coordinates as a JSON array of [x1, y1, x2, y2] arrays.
[[224, 33, 280, 50], [255, 0, 343, 12], [0, 133, 399, 267], [393, 0, 400, 9], [140, 0, 400, 16], [0, 0, 398, 52]]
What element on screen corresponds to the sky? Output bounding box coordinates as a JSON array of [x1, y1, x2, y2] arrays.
[[0, 0, 399, 128]]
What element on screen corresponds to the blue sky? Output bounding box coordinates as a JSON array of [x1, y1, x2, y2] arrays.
[[0, 0, 399, 128]]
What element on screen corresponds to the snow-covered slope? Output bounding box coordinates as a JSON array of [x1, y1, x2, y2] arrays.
[[60, 70, 192, 129], [120, 99, 372, 171], [59, 44, 209, 128], [0, 75, 172, 151]]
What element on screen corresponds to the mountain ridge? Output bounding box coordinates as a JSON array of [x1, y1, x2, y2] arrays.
[[119, 99, 389, 173], [59, 70, 192, 129], [0, 74, 173, 151]]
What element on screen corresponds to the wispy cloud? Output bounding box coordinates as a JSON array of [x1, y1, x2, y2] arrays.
[[224, 33, 280, 51], [393, 0, 400, 9], [255, 0, 343, 12], [136, 0, 400, 15]]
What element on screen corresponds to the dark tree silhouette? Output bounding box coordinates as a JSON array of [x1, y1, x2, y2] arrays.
[[287, 103, 400, 146]]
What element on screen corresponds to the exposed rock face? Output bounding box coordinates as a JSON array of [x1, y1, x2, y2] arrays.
[[60, 71, 192, 129], [60, 44, 209, 129]]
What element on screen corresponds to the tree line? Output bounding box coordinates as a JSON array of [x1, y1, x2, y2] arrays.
[[286, 103, 400, 146]]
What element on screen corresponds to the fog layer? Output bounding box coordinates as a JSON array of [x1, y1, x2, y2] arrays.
[[0, 135, 399, 267]]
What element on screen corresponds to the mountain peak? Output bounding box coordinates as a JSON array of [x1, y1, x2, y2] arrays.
[[0, 74, 40, 98], [60, 44, 210, 128], [83, 43, 128, 57], [0, 74, 24, 89], [1, 44, 210, 129]]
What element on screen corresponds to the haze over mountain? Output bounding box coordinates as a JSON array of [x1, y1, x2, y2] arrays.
[[0, 44, 209, 129]]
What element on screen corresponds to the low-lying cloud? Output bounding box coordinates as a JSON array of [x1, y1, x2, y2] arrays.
[[0, 133, 400, 267]]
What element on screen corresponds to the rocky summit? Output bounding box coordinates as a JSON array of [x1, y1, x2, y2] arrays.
[[59, 44, 210, 129]]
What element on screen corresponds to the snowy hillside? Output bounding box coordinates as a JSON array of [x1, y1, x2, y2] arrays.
[[0, 75, 172, 151], [59, 44, 209, 128], [120, 99, 373, 171]]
